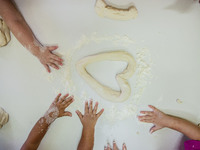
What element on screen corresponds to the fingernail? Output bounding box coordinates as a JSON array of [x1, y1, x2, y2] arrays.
[[113, 140, 115, 143], [107, 143, 110, 147], [150, 130, 153, 134]]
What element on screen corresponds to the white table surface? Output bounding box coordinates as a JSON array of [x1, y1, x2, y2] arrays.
[[0, 0, 200, 150]]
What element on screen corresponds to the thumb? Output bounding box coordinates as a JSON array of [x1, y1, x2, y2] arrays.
[[150, 125, 163, 134], [76, 110, 83, 120], [63, 111, 72, 117], [47, 45, 58, 51]]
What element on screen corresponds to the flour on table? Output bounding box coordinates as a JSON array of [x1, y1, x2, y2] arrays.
[[76, 51, 136, 102], [43, 33, 152, 122], [0, 107, 9, 128], [95, 0, 138, 20], [0, 19, 11, 47]]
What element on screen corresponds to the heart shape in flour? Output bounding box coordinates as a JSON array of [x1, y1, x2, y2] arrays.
[[76, 51, 136, 103]]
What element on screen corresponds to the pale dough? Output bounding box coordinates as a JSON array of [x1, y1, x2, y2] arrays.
[[0, 107, 9, 128], [0, 19, 11, 47], [95, 0, 138, 20], [76, 51, 136, 103]]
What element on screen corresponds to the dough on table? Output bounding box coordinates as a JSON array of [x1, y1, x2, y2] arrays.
[[95, 0, 138, 20], [76, 51, 136, 103], [0, 19, 11, 47], [0, 107, 9, 128]]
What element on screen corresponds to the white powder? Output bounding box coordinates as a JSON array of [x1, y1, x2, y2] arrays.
[[44, 106, 59, 125], [39, 118, 44, 125], [24, 37, 45, 53], [42, 33, 152, 122]]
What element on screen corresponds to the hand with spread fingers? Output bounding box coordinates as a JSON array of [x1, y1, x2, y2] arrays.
[[76, 100, 104, 150], [138, 105, 167, 133], [37, 45, 63, 73], [45, 93, 74, 121], [138, 105, 200, 142], [104, 141, 127, 150], [21, 93, 74, 150], [76, 100, 104, 129]]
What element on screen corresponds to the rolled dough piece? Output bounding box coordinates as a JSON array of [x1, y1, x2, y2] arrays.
[[0, 19, 11, 47], [95, 0, 138, 20], [0, 107, 9, 128], [76, 51, 136, 103]]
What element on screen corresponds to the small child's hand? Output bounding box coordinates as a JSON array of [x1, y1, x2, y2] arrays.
[[76, 100, 104, 129], [44, 93, 74, 124], [138, 105, 168, 133], [37, 45, 63, 73], [104, 141, 127, 150]]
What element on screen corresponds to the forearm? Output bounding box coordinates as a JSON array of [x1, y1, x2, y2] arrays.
[[0, 0, 41, 56], [77, 127, 95, 150], [21, 117, 51, 150], [165, 115, 200, 140], [6, 19, 41, 56]]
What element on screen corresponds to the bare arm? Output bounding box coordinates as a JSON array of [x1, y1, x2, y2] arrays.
[[78, 127, 95, 150], [0, 0, 63, 72], [76, 100, 104, 150], [21, 93, 74, 150], [21, 117, 50, 150], [138, 105, 200, 141]]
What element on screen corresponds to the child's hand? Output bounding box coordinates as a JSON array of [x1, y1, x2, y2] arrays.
[[138, 105, 168, 133], [37, 45, 63, 73], [104, 141, 127, 150], [76, 100, 104, 129], [44, 93, 74, 124]]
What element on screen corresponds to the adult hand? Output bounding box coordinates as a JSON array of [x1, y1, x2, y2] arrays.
[[44, 93, 74, 124], [138, 105, 168, 133], [76, 100, 104, 129], [104, 141, 127, 150], [37, 45, 63, 73]]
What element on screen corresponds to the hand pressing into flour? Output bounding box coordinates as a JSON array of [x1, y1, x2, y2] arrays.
[[21, 93, 74, 150], [0, 0, 64, 73], [104, 141, 127, 150], [36, 45, 63, 73], [76, 100, 104, 150]]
